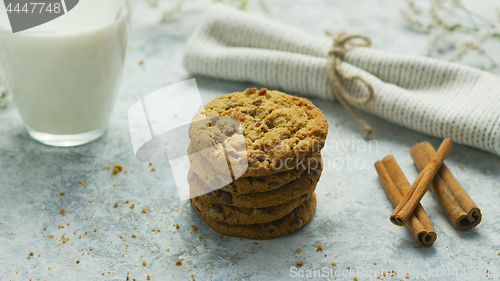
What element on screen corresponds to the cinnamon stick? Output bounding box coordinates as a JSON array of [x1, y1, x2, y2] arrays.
[[410, 141, 481, 230], [375, 156, 437, 247], [390, 138, 453, 226]]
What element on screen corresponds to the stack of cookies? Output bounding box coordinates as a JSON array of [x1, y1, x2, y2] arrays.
[[187, 88, 328, 239]]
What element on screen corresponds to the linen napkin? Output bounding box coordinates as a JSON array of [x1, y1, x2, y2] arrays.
[[183, 3, 500, 156]]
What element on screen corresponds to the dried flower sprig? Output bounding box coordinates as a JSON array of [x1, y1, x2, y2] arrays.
[[400, 0, 500, 70], [0, 91, 6, 107], [145, 0, 269, 23]]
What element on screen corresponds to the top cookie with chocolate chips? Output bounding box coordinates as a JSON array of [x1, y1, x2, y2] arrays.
[[189, 88, 328, 178]]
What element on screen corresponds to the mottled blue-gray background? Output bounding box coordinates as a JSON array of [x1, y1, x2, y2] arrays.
[[1, 0, 500, 280]]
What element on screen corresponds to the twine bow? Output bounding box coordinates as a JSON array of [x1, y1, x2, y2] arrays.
[[326, 30, 375, 138]]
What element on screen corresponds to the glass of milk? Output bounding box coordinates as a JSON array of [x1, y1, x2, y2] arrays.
[[0, 0, 130, 146]]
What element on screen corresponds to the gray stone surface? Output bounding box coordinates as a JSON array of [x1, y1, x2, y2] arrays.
[[1, 0, 500, 280]]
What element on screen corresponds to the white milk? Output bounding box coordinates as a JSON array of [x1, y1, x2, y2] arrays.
[[0, 0, 129, 137]]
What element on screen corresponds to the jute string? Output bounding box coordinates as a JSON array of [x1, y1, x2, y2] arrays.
[[326, 30, 375, 138]]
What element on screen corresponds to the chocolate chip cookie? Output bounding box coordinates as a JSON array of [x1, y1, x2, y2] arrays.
[[188, 162, 322, 208], [191, 193, 310, 225], [192, 193, 317, 239], [189, 140, 323, 194], [189, 88, 328, 178]]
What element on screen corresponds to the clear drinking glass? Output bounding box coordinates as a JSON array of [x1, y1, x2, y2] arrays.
[[0, 0, 130, 146]]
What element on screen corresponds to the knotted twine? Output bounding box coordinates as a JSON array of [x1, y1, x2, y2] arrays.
[[326, 31, 375, 138]]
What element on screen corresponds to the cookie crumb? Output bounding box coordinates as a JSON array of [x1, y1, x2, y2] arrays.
[[175, 260, 182, 265], [142, 208, 147, 213], [60, 234, 69, 243], [131, 235, 136, 238], [113, 164, 123, 174], [191, 225, 198, 231], [331, 262, 336, 266], [47, 235, 54, 238], [373, 261, 377, 265], [60, 192, 65, 196], [151, 167, 155, 171], [414, 245, 419, 248], [125, 200, 129, 203], [76, 260, 80, 264], [245, 88, 257, 94], [175, 224, 179, 229], [317, 244, 323, 250], [296, 261, 303, 267], [147, 275, 150, 280], [130, 204, 135, 208], [60, 208, 65, 216], [114, 201, 119, 207], [253, 242, 258, 245], [142, 261, 147, 266], [295, 248, 302, 253]]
